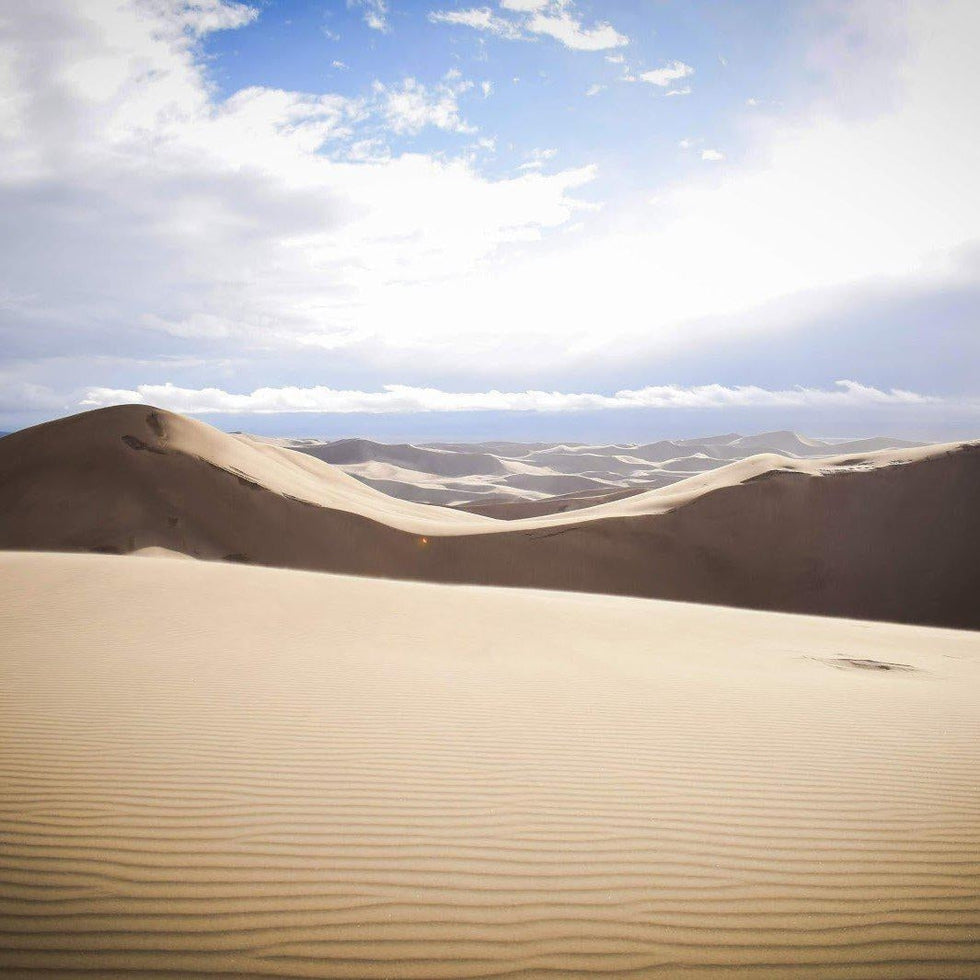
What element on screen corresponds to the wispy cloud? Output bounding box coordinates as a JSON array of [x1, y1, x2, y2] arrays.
[[524, 5, 628, 51], [429, 0, 628, 51], [517, 146, 558, 170], [349, 0, 389, 32], [170, 0, 260, 34], [701, 148, 725, 161], [81, 381, 941, 415], [640, 60, 694, 92], [428, 7, 525, 39]]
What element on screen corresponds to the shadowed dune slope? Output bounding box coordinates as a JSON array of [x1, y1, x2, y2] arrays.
[[1, 552, 979, 978], [0, 405, 978, 628]]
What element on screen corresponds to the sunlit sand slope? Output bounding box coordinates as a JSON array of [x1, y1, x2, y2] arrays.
[[1, 552, 979, 978], [1, 406, 978, 627]]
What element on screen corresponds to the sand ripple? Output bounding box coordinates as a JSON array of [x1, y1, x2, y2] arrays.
[[1, 553, 979, 978]]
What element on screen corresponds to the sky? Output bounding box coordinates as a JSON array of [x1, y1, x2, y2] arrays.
[[0, 0, 978, 440]]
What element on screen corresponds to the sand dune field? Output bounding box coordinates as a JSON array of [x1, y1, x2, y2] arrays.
[[1, 406, 977, 628], [1, 551, 979, 978], [246, 432, 926, 509]]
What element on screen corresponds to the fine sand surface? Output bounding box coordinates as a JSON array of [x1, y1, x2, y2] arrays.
[[1, 552, 979, 978], [1, 406, 978, 628]]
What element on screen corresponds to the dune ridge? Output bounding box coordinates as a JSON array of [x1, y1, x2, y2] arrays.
[[247, 430, 928, 508], [1, 552, 979, 978], [0, 405, 977, 628]]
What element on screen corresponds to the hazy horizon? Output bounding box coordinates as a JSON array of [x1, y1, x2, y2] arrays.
[[3, 405, 975, 445]]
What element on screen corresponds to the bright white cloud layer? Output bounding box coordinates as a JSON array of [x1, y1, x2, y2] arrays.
[[81, 380, 940, 414], [1, 0, 978, 432], [0, 0, 593, 359]]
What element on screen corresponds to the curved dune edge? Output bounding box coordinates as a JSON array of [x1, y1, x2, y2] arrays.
[[0, 404, 971, 536], [1, 405, 979, 628], [1, 551, 979, 979]]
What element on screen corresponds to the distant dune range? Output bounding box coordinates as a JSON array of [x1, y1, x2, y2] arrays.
[[1, 551, 979, 978], [255, 429, 928, 510], [1, 405, 978, 628]]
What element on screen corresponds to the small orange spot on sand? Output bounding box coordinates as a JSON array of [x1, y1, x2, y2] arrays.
[[420, 537, 428, 546]]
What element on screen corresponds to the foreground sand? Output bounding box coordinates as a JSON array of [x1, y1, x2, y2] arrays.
[[1, 552, 979, 978]]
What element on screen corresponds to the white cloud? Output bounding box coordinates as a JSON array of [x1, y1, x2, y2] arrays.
[[160, 0, 260, 34], [374, 77, 474, 135], [349, 0, 389, 32], [2, 0, 978, 400], [0, 0, 595, 364], [80, 379, 942, 414], [585, 83, 605, 97], [428, 7, 524, 39], [331, 60, 349, 70], [429, 0, 628, 51], [664, 87, 691, 97], [517, 147, 558, 170], [525, 7, 628, 51], [701, 148, 724, 160], [481, 80, 493, 98], [365, 0, 976, 370], [640, 60, 694, 88]]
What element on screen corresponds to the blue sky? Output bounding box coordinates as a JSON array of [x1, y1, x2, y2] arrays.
[[0, 0, 977, 438], [201, 0, 799, 187]]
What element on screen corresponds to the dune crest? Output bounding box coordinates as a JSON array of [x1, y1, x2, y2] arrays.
[[250, 429, 929, 507], [1, 405, 978, 628]]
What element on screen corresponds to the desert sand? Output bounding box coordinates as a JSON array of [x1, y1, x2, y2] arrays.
[[1, 405, 978, 628], [246, 432, 927, 509], [1, 550, 978, 978]]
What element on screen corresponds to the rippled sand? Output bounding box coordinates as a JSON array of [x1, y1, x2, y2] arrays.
[[2, 551, 979, 978]]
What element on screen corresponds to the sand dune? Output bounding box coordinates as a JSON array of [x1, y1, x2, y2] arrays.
[[1, 551, 978, 978], [270, 435, 510, 477], [250, 430, 927, 507], [0, 405, 977, 628], [457, 484, 651, 519]]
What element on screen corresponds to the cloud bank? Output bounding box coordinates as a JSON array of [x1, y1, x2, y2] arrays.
[[0, 0, 594, 363], [81, 381, 941, 415], [0, 0, 977, 434]]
